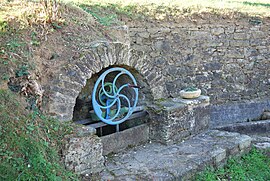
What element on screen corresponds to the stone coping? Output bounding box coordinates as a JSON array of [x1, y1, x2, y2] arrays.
[[152, 95, 210, 112]]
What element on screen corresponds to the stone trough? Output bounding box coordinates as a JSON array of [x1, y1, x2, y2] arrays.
[[63, 95, 212, 175], [63, 95, 269, 180]]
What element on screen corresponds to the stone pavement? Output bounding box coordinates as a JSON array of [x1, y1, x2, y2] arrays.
[[98, 130, 251, 181]]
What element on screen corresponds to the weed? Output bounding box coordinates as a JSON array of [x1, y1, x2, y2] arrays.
[[30, 31, 40, 46], [41, 0, 61, 23], [15, 64, 30, 77], [0, 21, 8, 32], [6, 39, 24, 52], [1, 73, 9, 81], [73, 0, 270, 19], [184, 86, 199, 92]]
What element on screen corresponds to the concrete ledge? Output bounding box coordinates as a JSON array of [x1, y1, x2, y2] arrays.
[[101, 124, 149, 155]]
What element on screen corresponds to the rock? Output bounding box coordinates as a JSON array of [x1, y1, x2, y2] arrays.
[[261, 110, 270, 120], [211, 27, 224, 35], [254, 142, 270, 150]]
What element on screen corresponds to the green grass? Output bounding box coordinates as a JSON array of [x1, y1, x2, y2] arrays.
[[0, 89, 79, 180], [195, 148, 270, 181], [69, 0, 270, 19], [79, 4, 119, 26]]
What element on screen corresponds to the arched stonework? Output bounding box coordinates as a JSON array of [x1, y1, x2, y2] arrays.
[[47, 41, 167, 121]]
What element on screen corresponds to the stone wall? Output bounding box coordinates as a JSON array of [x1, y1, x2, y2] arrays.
[[45, 15, 270, 122], [128, 16, 270, 104], [210, 100, 270, 127]]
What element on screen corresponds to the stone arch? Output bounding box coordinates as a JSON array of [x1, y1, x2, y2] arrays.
[[47, 41, 166, 121]]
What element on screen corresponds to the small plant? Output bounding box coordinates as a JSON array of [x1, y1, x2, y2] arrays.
[[1, 73, 9, 81], [6, 39, 24, 52], [15, 64, 30, 77], [30, 31, 40, 46], [0, 20, 8, 32], [184, 86, 199, 92]]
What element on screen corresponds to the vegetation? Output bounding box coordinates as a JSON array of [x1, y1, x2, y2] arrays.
[[195, 148, 270, 181], [0, 89, 78, 180], [71, 0, 270, 22], [184, 87, 199, 92]]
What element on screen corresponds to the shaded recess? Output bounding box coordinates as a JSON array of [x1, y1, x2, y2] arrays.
[[73, 65, 153, 136]]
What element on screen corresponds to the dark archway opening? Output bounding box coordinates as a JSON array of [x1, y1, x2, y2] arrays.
[[73, 65, 153, 136]]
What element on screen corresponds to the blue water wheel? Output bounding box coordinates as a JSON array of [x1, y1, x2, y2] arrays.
[[92, 67, 139, 125]]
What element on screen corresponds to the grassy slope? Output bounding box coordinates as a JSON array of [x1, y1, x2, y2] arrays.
[[0, 1, 97, 180], [70, 0, 270, 18], [0, 90, 79, 180]]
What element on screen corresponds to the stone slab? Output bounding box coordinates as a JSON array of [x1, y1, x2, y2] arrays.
[[98, 130, 252, 180], [101, 124, 149, 155]]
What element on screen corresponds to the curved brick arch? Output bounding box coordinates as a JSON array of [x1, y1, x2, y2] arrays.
[[47, 41, 166, 121]]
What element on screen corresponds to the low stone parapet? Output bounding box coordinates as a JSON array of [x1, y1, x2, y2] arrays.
[[63, 127, 104, 175]]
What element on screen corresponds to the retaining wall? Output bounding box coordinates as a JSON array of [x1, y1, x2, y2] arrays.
[[46, 15, 270, 124]]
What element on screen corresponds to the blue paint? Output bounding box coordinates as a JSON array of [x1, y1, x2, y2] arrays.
[[92, 67, 139, 125]]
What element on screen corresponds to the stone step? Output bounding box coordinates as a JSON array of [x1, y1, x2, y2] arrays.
[[216, 120, 270, 150], [99, 130, 252, 180]]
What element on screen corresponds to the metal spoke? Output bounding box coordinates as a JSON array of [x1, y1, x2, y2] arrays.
[[92, 67, 139, 125]]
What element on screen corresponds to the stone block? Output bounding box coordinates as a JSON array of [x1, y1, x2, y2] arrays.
[[138, 31, 150, 39], [211, 27, 225, 35], [147, 28, 160, 34], [210, 100, 270, 127], [63, 134, 104, 174], [226, 49, 245, 58], [211, 148, 227, 165], [149, 96, 210, 144], [238, 135, 252, 151], [234, 33, 249, 40], [225, 26, 235, 34], [230, 40, 250, 47], [252, 31, 265, 39]]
